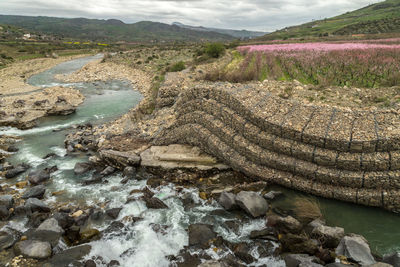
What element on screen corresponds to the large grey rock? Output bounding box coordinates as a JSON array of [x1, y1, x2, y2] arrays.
[[311, 224, 344, 248], [22, 185, 46, 199], [188, 224, 217, 247], [25, 198, 50, 213], [235, 191, 268, 218], [366, 263, 394, 267], [218, 191, 238, 211], [267, 215, 302, 234], [0, 195, 14, 209], [0, 230, 19, 250], [284, 254, 323, 267], [28, 170, 50, 185], [46, 245, 91, 267], [37, 218, 64, 234], [74, 162, 93, 175], [25, 229, 62, 247], [5, 164, 29, 179], [336, 235, 376, 266], [384, 251, 400, 267], [14, 240, 52, 259], [0, 205, 9, 220]]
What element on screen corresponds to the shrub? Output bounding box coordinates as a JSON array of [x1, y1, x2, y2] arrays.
[[205, 42, 226, 58], [168, 61, 185, 72]]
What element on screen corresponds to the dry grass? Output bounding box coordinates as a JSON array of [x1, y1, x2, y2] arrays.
[[293, 197, 323, 223]]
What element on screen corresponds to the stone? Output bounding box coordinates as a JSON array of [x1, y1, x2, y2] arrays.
[[383, 251, 400, 267], [14, 240, 52, 259], [72, 210, 83, 218], [280, 233, 319, 254], [123, 166, 136, 178], [37, 218, 64, 234], [16, 181, 28, 188], [46, 244, 91, 267], [311, 224, 344, 248], [100, 166, 115, 176], [0, 205, 9, 220], [188, 224, 217, 247], [85, 260, 97, 267], [80, 228, 100, 243], [198, 260, 223, 267], [0, 195, 14, 209], [0, 230, 19, 250], [267, 215, 302, 234], [74, 162, 93, 175], [106, 208, 122, 219], [82, 174, 103, 185], [366, 263, 394, 267], [22, 185, 46, 199], [28, 169, 50, 185], [25, 229, 62, 247], [325, 263, 349, 267], [99, 149, 141, 168], [249, 228, 278, 241], [336, 235, 376, 266], [25, 198, 51, 213], [263, 190, 283, 200], [233, 242, 255, 264], [284, 254, 323, 267], [5, 164, 29, 179], [218, 191, 238, 211], [107, 260, 120, 266], [235, 191, 268, 218], [144, 197, 168, 209]]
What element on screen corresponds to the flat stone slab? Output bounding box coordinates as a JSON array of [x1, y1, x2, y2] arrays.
[[140, 144, 229, 170], [99, 149, 141, 167]]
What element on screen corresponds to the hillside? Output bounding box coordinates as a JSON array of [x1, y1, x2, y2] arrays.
[[172, 22, 267, 39], [0, 15, 235, 43], [259, 0, 400, 40]]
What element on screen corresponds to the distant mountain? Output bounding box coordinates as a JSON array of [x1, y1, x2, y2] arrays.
[[172, 22, 267, 39], [259, 0, 400, 40], [0, 15, 235, 42]]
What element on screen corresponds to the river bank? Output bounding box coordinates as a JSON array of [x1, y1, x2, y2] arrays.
[[0, 50, 400, 267]]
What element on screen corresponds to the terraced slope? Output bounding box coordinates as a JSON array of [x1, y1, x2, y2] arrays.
[[154, 83, 400, 212]]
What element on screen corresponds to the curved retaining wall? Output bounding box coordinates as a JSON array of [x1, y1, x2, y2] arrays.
[[154, 83, 400, 212]]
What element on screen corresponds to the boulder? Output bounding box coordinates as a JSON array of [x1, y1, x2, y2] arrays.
[[99, 149, 141, 168], [267, 215, 302, 234], [100, 166, 115, 176], [106, 208, 122, 219], [144, 197, 168, 209], [336, 235, 376, 266], [25, 198, 51, 213], [5, 164, 29, 179], [14, 240, 52, 259], [79, 228, 100, 243], [366, 263, 394, 267], [37, 218, 64, 234], [0, 230, 19, 250], [0, 205, 9, 220], [0, 195, 14, 209], [249, 228, 278, 241], [235, 191, 268, 218], [46, 244, 91, 267], [25, 229, 62, 247], [74, 162, 93, 175], [218, 191, 238, 211], [52, 212, 74, 230], [22, 185, 46, 199], [123, 166, 136, 178], [280, 233, 319, 254], [263, 190, 283, 200], [383, 251, 400, 267], [311, 224, 344, 248], [233, 242, 255, 264], [188, 224, 217, 247], [28, 170, 50, 185], [284, 254, 323, 267]]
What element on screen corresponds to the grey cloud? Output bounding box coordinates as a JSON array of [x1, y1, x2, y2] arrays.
[[0, 0, 383, 31]]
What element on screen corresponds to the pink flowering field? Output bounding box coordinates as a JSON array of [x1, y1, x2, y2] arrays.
[[209, 39, 400, 88]]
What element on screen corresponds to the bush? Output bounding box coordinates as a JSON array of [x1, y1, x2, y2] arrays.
[[205, 43, 226, 58], [168, 61, 185, 72]]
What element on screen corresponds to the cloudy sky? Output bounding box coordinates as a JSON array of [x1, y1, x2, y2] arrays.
[[0, 0, 383, 32]]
